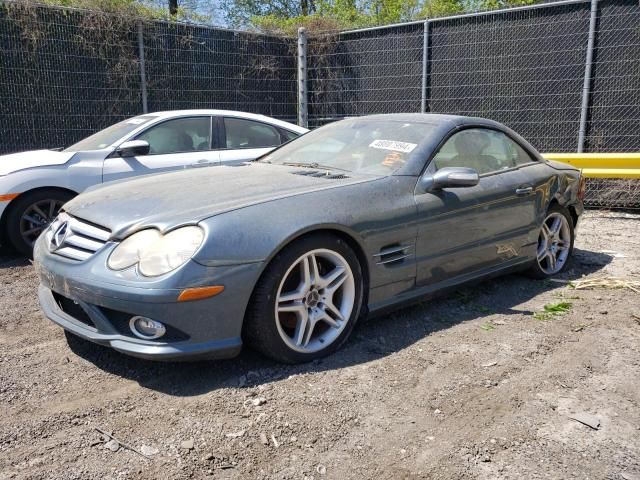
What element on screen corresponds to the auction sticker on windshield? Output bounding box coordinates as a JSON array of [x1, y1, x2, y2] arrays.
[[369, 139, 417, 153]]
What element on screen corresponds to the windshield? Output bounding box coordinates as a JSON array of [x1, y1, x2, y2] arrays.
[[259, 119, 434, 175], [64, 115, 158, 152]]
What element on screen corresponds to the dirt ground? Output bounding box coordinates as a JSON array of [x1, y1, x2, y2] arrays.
[[1, 210, 639, 480]]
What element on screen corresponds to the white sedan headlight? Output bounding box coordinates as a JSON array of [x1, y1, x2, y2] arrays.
[[108, 226, 204, 277]]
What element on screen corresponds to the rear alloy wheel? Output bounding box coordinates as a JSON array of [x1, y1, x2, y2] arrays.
[[529, 205, 574, 278], [244, 234, 363, 363], [6, 189, 74, 257]]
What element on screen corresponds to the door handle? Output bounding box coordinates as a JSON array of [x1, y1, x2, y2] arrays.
[[190, 159, 215, 168], [515, 186, 533, 195]]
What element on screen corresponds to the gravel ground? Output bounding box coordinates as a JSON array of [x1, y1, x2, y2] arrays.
[[1, 211, 639, 480]]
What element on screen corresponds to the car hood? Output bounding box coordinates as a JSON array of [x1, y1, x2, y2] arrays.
[[63, 163, 381, 238], [0, 149, 77, 176]]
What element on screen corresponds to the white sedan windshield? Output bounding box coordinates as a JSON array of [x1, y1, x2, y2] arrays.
[[260, 119, 433, 174], [64, 115, 158, 152]]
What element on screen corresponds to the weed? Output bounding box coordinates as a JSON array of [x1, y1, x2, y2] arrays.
[[534, 302, 572, 321], [481, 322, 496, 332]]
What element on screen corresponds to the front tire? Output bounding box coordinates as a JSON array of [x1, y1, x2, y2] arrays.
[[243, 233, 364, 363], [528, 204, 575, 279], [5, 189, 74, 257]]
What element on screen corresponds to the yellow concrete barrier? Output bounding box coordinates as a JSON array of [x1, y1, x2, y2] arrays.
[[542, 153, 640, 179]]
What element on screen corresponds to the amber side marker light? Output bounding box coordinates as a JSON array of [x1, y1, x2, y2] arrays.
[[178, 285, 225, 302], [0, 193, 20, 202]]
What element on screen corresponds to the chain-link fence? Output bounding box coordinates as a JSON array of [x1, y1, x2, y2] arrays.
[[142, 22, 296, 120], [0, 0, 638, 207], [306, 0, 640, 207], [307, 0, 639, 154], [306, 23, 424, 128], [0, 4, 141, 152], [586, 0, 640, 152], [0, 1, 296, 153]]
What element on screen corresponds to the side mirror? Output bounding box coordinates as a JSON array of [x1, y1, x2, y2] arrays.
[[116, 140, 150, 157], [418, 167, 479, 193]]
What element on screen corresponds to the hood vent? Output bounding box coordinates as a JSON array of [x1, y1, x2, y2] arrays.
[[290, 170, 349, 180]]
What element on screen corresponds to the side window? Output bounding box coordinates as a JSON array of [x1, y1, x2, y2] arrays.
[[510, 138, 536, 166], [280, 128, 301, 143], [136, 117, 211, 155], [224, 118, 281, 149], [432, 128, 534, 175]]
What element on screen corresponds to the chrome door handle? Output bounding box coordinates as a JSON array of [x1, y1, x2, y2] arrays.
[[515, 186, 533, 195], [191, 159, 214, 168]]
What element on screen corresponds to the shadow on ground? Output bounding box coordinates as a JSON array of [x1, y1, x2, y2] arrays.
[[0, 244, 29, 269], [59, 247, 614, 397]]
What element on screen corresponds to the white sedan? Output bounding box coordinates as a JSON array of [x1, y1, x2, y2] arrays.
[[0, 110, 307, 255]]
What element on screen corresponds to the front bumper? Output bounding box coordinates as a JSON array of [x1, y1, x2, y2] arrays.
[[34, 236, 263, 361], [38, 285, 242, 360]]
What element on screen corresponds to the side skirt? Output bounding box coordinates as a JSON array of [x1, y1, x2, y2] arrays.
[[366, 257, 532, 319]]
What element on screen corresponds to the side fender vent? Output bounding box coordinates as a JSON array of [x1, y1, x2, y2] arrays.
[[373, 244, 413, 266]]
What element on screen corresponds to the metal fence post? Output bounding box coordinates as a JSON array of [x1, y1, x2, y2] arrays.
[[421, 20, 430, 114], [577, 0, 598, 153], [137, 21, 148, 114], [297, 27, 308, 128]]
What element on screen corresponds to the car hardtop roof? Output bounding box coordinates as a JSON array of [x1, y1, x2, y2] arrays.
[[142, 109, 307, 132], [341, 113, 505, 129]]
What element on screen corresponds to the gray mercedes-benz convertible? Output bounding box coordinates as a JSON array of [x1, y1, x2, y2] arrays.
[[34, 114, 584, 363]]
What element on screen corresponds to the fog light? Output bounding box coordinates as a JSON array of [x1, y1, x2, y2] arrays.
[[129, 316, 166, 340]]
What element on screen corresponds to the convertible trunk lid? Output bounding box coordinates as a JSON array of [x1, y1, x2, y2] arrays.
[[63, 162, 379, 238]]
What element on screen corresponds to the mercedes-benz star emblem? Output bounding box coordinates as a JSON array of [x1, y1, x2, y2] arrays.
[[50, 221, 69, 251]]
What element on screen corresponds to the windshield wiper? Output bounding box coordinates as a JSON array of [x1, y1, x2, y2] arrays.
[[281, 162, 351, 173]]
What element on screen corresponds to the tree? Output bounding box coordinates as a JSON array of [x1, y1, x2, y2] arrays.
[[222, 0, 545, 32]]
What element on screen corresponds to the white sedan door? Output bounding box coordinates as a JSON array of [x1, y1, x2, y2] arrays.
[[103, 116, 220, 182], [217, 116, 289, 165]]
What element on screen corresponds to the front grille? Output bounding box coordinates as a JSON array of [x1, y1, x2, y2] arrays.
[[45, 212, 111, 261]]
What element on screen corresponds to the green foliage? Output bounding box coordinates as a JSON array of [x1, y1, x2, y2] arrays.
[[29, 0, 545, 29], [228, 0, 545, 32], [22, 0, 208, 22], [421, 0, 464, 18], [534, 301, 573, 321], [252, 14, 353, 36]]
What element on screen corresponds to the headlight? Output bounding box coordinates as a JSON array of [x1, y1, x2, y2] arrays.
[[108, 226, 204, 277], [107, 229, 161, 270]]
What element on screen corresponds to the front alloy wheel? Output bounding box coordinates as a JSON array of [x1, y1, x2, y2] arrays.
[[244, 234, 363, 363], [275, 249, 356, 353]]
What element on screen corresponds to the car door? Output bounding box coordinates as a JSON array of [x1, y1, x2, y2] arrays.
[[414, 127, 540, 287], [103, 116, 220, 182], [217, 117, 289, 165]]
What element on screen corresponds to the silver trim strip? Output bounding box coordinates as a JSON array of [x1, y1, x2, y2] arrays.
[[373, 245, 413, 258], [376, 254, 412, 265]]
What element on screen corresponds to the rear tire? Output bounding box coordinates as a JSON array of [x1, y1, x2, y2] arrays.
[[5, 189, 74, 257], [527, 204, 575, 279], [243, 233, 363, 363]]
